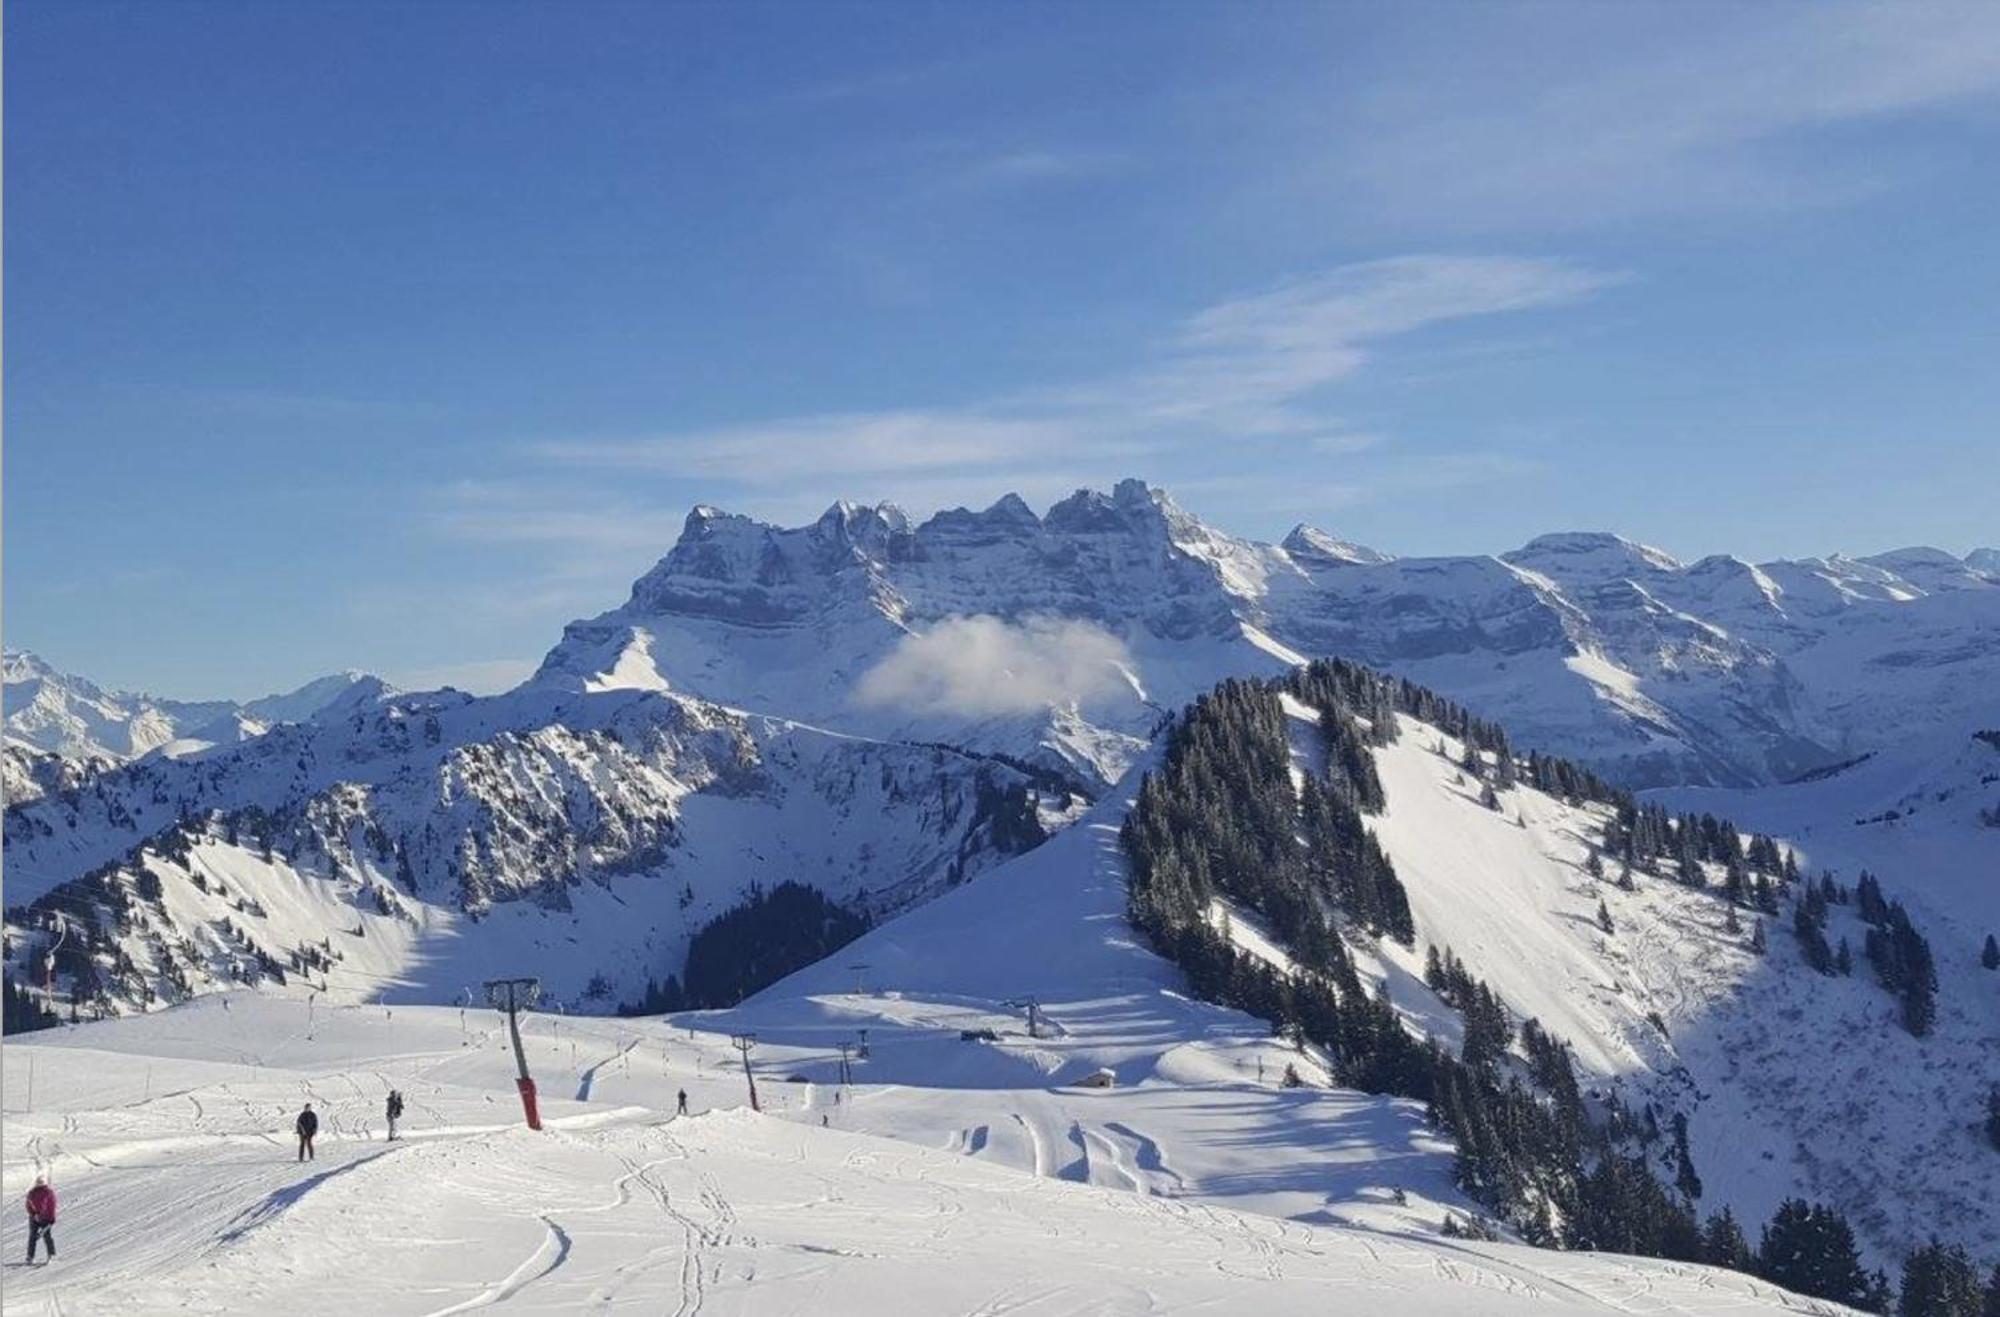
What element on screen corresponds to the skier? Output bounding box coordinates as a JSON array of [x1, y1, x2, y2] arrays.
[[385, 1090, 404, 1141], [296, 1102, 319, 1162], [677, 1089, 689, 1116], [24, 1176, 56, 1265]]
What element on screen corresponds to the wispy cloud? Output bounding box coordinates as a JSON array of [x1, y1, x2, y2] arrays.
[[522, 253, 1613, 521], [1073, 255, 1620, 433], [531, 413, 1118, 483], [1329, 4, 2000, 230]]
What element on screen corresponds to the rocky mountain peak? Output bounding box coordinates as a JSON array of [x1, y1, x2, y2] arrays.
[[1281, 525, 1393, 567]]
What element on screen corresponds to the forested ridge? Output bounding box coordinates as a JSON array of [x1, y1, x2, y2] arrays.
[[1120, 657, 1991, 1313]]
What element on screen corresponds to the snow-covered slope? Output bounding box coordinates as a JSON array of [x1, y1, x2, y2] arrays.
[[0, 996, 1855, 1316], [1650, 724, 2000, 934], [620, 689, 1995, 1270], [3, 649, 395, 764], [698, 773, 1468, 1235], [1339, 711, 1997, 1269], [532, 482, 1999, 790]]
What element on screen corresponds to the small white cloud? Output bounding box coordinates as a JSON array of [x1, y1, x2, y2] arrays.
[[854, 615, 1133, 719]]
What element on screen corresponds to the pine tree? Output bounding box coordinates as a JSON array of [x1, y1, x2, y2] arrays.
[[1982, 933, 1999, 971], [1757, 1199, 1868, 1307], [1902, 982, 1937, 1038], [1597, 899, 1615, 935], [1701, 1208, 1753, 1272], [1671, 1112, 1702, 1202], [1750, 918, 1767, 955], [1835, 937, 1853, 976], [1986, 1084, 2000, 1154], [2, 976, 60, 1034], [1898, 1237, 1983, 1317]]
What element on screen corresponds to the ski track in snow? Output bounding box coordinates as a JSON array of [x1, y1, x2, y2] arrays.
[[422, 1215, 572, 1316], [0, 995, 1861, 1316], [575, 1038, 638, 1103]]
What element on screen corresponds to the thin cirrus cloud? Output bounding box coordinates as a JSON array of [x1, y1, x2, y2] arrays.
[[1329, 3, 2000, 231], [523, 253, 1617, 519]]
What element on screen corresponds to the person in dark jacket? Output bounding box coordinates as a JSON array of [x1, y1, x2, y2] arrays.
[[677, 1089, 689, 1116], [385, 1090, 404, 1141], [24, 1177, 56, 1264], [296, 1103, 319, 1161]]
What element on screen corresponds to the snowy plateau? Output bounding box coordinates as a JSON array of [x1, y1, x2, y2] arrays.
[[3, 481, 1997, 1315]]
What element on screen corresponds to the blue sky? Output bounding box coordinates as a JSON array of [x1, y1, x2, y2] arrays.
[[7, 1, 1999, 698]]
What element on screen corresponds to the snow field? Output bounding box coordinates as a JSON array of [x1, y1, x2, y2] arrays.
[[3, 994, 1857, 1315]]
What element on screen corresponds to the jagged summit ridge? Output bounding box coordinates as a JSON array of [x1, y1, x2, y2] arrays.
[[539, 480, 1998, 790]]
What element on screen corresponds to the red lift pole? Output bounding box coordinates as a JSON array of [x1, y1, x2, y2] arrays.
[[485, 977, 544, 1130]]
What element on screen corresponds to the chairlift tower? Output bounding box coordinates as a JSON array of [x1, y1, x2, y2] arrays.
[[485, 977, 544, 1129], [42, 912, 69, 997], [731, 1032, 761, 1112], [1003, 996, 1045, 1039]]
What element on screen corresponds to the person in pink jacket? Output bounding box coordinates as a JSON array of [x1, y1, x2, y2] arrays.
[[25, 1175, 56, 1264]]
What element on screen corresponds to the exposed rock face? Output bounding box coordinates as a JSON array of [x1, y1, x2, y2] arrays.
[[537, 483, 2000, 791]]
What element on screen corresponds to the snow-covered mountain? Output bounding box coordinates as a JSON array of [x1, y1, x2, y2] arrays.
[[6, 481, 1993, 1300], [2, 649, 396, 763], [10, 652, 1991, 1275], [534, 480, 2000, 790], [2, 679, 1060, 1010]]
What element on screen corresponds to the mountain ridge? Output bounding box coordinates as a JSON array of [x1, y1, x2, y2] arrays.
[[3, 648, 397, 764], [533, 480, 2000, 792]]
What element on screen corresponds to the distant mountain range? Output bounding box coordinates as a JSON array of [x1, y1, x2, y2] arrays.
[[3, 649, 396, 763], [535, 478, 2000, 790]]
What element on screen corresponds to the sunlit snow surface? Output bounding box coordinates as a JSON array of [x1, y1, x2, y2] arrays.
[[4, 994, 1852, 1316], [2, 766, 1873, 1315]]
